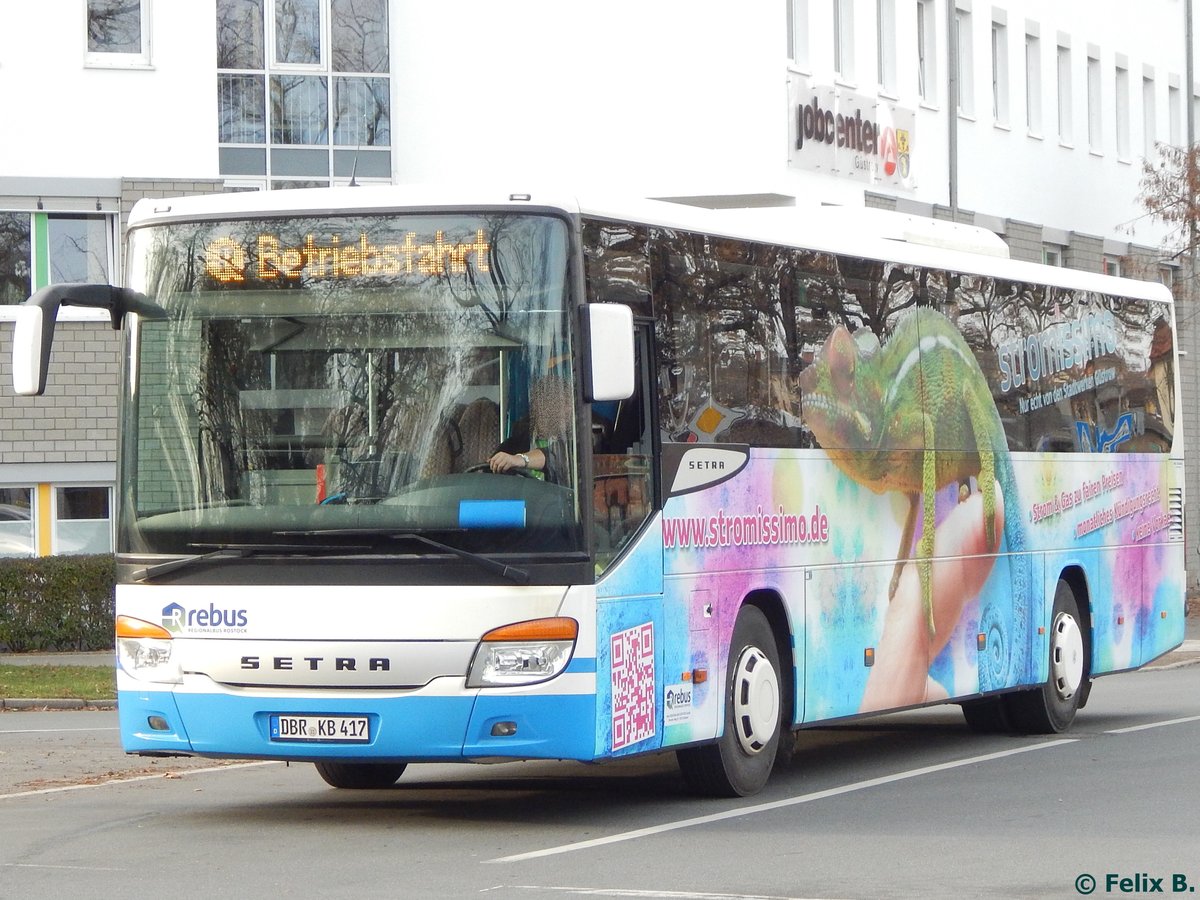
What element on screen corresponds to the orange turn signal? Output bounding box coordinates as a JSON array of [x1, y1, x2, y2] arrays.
[[480, 617, 578, 642], [116, 615, 172, 640]]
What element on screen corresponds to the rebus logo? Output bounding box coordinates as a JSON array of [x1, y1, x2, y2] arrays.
[[161, 602, 249, 633], [161, 602, 186, 633]]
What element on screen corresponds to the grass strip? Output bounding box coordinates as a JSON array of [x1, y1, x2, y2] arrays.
[[0, 665, 117, 701]]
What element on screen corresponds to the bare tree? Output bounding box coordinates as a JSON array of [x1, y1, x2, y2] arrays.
[[1137, 142, 1200, 265]]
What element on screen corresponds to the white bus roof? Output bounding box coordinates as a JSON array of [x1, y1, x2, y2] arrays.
[[128, 185, 1173, 305]]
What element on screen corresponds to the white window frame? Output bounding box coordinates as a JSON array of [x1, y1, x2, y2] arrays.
[[955, 6, 974, 117], [1043, 245, 1063, 267], [1102, 255, 1122, 277], [1087, 52, 1103, 154], [0, 485, 37, 559], [917, 0, 938, 105], [269, 0, 328, 72], [1143, 71, 1157, 159], [834, 0, 856, 84], [1056, 41, 1073, 146], [51, 484, 115, 556], [788, 0, 811, 72], [1168, 79, 1182, 147], [877, 0, 897, 95], [84, 0, 153, 70], [1025, 28, 1042, 136], [991, 15, 1009, 126], [1115, 61, 1131, 161]]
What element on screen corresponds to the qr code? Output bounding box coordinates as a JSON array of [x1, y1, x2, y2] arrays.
[[611, 622, 655, 750]]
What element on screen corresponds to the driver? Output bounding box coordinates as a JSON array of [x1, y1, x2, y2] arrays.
[[488, 371, 571, 484]]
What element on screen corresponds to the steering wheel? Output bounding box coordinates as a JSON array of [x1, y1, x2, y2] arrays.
[[464, 462, 539, 478]]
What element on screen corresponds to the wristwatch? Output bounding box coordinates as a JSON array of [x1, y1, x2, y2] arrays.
[[518, 453, 531, 468]]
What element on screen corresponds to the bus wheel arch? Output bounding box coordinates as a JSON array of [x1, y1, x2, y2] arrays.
[[677, 595, 790, 797], [1004, 573, 1091, 733]]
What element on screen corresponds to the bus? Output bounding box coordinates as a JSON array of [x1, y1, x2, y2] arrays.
[[12, 187, 1185, 797]]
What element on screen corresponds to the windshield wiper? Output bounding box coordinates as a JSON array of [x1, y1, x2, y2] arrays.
[[277, 529, 531, 585], [128, 542, 373, 583], [389, 532, 531, 585]]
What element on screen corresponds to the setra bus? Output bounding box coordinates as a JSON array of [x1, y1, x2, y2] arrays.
[[11, 187, 1186, 796]]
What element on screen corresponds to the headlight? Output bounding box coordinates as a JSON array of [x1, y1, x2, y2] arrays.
[[466, 617, 577, 688], [115, 615, 182, 684]]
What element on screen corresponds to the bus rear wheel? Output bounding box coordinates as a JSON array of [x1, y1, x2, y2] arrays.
[[1004, 580, 1088, 734], [314, 761, 407, 789], [677, 605, 782, 797]]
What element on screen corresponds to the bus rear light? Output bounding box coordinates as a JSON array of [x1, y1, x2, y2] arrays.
[[467, 617, 578, 688], [115, 615, 181, 684]]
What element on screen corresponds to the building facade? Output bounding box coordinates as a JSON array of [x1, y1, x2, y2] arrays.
[[0, 0, 1197, 580]]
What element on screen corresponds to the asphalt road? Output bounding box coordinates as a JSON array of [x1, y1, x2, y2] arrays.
[[1, 660, 1197, 900]]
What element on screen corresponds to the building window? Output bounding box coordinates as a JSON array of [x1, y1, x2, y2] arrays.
[[0, 487, 35, 558], [1025, 30, 1041, 134], [955, 7, 973, 116], [1056, 42, 1072, 144], [1116, 64, 1131, 159], [787, 0, 810, 70], [1143, 74, 1157, 158], [1102, 255, 1122, 277], [834, 0, 855, 81], [0, 211, 114, 306], [917, 0, 937, 103], [86, 0, 152, 67], [0, 213, 32, 305], [1160, 266, 1175, 290], [1043, 246, 1063, 266], [1169, 81, 1182, 146], [54, 487, 114, 555], [217, 0, 391, 187], [991, 18, 1009, 125], [1087, 53, 1102, 152], [877, 0, 896, 93], [47, 215, 112, 285]]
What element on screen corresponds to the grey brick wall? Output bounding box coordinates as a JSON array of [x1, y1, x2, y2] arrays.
[[1065, 233, 1102, 273], [0, 322, 120, 465], [120, 178, 224, 233], [1004, 220, 1043, 264]]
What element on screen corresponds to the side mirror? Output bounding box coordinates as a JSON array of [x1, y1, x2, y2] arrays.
[[583, 303, 635, 402], [10, 283, 163, 396], [12, 305, 51, 396]]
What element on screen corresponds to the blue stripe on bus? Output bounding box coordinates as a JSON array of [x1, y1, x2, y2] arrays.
[[116, 688, 597, 762]]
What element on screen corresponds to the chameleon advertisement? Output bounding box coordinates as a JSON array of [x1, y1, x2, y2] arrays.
[[656, 301, 1182, 732]]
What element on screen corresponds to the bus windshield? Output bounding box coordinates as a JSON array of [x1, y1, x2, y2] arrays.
[[119, 212, 581, 558]]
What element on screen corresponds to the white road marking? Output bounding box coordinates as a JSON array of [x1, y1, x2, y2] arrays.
[[0, 760, 279, 801], [2, 862, 125, 872], [1105, 713, 1200, 735], [504, 887, 844, 900], [486, 740, 1078, 864]]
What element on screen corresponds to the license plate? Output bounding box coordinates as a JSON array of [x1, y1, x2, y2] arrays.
[[269, 714, 370, 743]]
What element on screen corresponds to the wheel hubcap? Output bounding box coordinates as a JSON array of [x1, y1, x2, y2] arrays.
[[732, 645, 779, 755], [1050, 611, 1084, 700]]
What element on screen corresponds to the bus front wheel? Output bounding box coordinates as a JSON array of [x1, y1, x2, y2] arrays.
[[677, 605, 782, 797], [314, 761, 407, 789], [1004, 580, 1088, 734]]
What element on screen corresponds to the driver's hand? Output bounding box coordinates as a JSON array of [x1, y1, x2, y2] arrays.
[[488, 451, 522, 473]]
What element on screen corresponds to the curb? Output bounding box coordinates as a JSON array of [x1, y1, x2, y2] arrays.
[[0, 698, 117, 710]]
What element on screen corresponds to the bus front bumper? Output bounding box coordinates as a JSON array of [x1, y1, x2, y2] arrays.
[[117, 674, 597, 763]]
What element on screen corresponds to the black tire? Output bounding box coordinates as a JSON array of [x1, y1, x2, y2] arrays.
[[677, 605, 782, 797], [959, 695, 1012, 733], [314, 761, 407, 789], [1003, 580, 1089, 734]]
